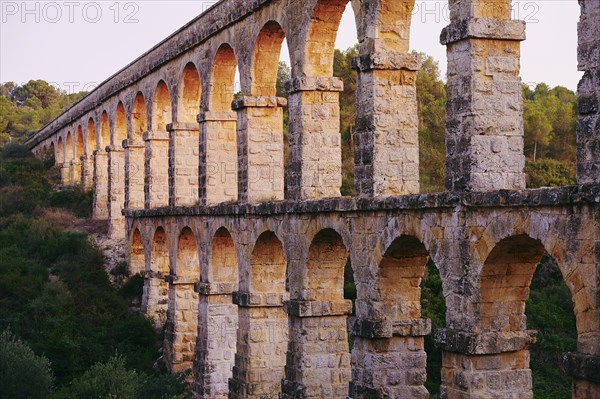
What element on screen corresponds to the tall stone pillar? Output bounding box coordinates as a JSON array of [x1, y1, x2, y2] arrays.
[[281, 299, 352, 398], [124, 138, 145, 209], [442, 17, 527, 191], [193, 282, 238, 399], [232, 96, 286, 204], [350, 318, 430, 398], [144, 131, 170, 209], [70, 159, 82, 185], [576, 0, 600, 184], [141, 270, 169, 329], [285, 77, 343, 200], [107, 145, 125, 240], [435, 329, 537, 398], [81, 155, 94, 190], [229, 292, 288, 399], [93, 150, 109, 219], [163, 274, 199, 373], [198, 112, 238, 206], [60, 162, 72, 186], [353, 53, 420, 197], [168, 122, 200, 207]]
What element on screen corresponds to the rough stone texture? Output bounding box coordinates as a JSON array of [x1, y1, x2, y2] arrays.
[[233, 96, 286, 204], [93, 151, 109, 219], [577, 0, 600, 184], [286, 77, 343, 200], [144, 131, 170, 209], [168, 122, 200, 207], [26, 0, 600, 397], [107, 147, 125, 239], [442, 16, 527, 192], [82, 156, 94, 190]]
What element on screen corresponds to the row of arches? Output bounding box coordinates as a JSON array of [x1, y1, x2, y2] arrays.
[[128, 209, 591, 398]]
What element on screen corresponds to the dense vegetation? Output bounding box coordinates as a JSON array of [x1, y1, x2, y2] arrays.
[[0, 145, 190, 398], [0, 50, 579, 398]]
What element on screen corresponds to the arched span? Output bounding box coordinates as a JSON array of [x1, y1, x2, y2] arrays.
[[177, 62, 201, 123], [131, 92, 148, 138], [209, 44, 237, 112], [250, 231, 287, 294], [87, 117, 97, 154], [114, 102, 128, 145], [75, 125, 84, 160], [251, 21, 286, 97], [152, 80, 173, 131], [176, 226, 199, 277], [208, 226, 238, 285], [65, 132, 73, 161], [306, 228, 349, 301], [99, 111, 110, 150], [130, 228, 145, 275]]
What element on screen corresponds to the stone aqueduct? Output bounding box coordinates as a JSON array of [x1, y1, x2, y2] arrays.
[[26, 0, 599, 398]]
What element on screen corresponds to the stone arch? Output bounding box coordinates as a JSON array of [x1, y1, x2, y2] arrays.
[[249, 231, 287, 294], [177, 62, 202, 123], [377, 235, 429, 320], [65, 132, 73, 161], [478, 234, 555, 332], [303, 0, 350, 76], [209, 226, 238, 285], [132, 92, 148, 138], [130, 228, 145, 275], [56, 138, 64, 163], [76, 125, 84, 160], [49, 142, 56, 163], [251, 21, 286, 97], [87, 117, 97, 154], [306, 228, 348, 299], [152, 80, 173, 131], [176, 226, 199, 277], [209, 43, 238, 112], [100, 111, 110, 149], [142, 225, 170, 328], [114, 102, 128, 145]]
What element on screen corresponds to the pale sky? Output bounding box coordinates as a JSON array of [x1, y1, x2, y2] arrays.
[[0, 1, 582, 94]]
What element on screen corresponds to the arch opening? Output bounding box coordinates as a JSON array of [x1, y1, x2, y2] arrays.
[[100, 111, 110, 150], [57, 137, 64, 163], [65, 132, 73, 161], [87, 118, 97, 155], [209, 44, 238, 112], [152, 81, 173, 131], [178, 63, 201, 124], [114, 102, 128, 145], [479, 234, 578, 398], [130, 228, 144, 276], [132, 92, 148, 138], [75, 126, 84, 160], [306, 228, 349, 301]]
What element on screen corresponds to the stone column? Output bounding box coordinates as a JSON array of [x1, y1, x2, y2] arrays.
[[70, 159, 82, 185], [576, 0, 600, 184], [168, 122, 200, 207], [232, 96, 286, 204], [60, 162, 72, 186], [198, 112, 238, 206], [107, 145, 125, 240], [435, 329, 537, 398], [141, 270, 168, 329], [229, 292, 288, 399], [193, 282, 238, 399], [93, 150, 109, 219], [81, 155, 94, 190], [562, 352, 600, 398], [144, 131, 170, 209], [353, 53, 420, 197], [124, 138, 145, 209], [281, 299, 352, 399], [285, 77, 343, 200], [350, 318, 431, 398], [441, 18, 527, 191], [163, 274, 199, 373]]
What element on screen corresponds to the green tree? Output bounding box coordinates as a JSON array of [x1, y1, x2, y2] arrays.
[[523, 100, 552, 162], [0, 329, 54, 399]]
